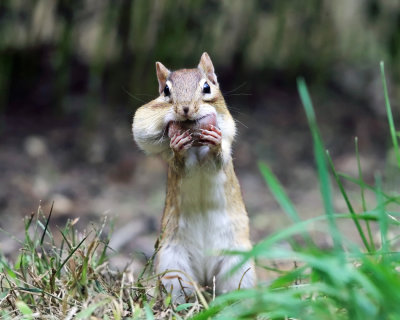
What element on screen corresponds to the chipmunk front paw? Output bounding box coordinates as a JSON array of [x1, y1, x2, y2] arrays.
[[197, 124, 222, 149], [170, 130, 193, 153]]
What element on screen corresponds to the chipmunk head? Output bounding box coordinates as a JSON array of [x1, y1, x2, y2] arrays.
[[132, 52, 236, 156], [156, 52, 226, 123]]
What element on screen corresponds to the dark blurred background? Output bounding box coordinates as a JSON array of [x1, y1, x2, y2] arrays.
[[1, 0, 399, 269]]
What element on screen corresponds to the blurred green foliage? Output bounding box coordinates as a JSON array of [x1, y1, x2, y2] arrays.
[[0, 0, 399, 122]]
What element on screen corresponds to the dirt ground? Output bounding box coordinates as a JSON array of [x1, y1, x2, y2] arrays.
[[0, 86, 395, 278]]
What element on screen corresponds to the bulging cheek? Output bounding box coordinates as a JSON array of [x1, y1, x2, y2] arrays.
[[198, 113, 217, 129]]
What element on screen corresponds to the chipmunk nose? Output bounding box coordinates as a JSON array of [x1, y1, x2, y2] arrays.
[[183, 106, 189, 115]]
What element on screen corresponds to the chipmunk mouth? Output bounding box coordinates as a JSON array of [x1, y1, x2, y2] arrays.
[[167, 113, 216, 138]]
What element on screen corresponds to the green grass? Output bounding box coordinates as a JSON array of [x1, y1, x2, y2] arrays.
[[1, 62, 400, 319], [191, 63, 400, 319], [0, 208, 204, 319]]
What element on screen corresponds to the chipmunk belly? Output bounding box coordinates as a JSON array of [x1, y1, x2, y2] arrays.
[[173, 163, 235, 282]]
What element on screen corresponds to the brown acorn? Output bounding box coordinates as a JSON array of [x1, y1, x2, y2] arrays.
[[167, 113, 217, 144]]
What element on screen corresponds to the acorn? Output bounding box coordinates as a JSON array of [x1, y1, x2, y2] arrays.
[[168, 113, 217, 145]]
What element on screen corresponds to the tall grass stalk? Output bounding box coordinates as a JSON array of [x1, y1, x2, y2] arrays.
[[380, 61, 400, 168], [326, 151, 372, 252], [355, 137, 376, 251], [297, 77, 341, 251]]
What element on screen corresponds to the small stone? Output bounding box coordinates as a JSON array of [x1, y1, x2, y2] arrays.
[[52, 194, 73, 214], [24, 136, 47, 158]]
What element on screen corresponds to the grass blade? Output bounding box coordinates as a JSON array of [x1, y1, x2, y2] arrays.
[[380, 61, 400, 168], [326, 151, 372, 252], [15, 300, 33, 319], [375, 174, 388, 254], [338, 173, 400, 205], [258, 162, 301, 223], [75, 299, 110, 319], [56, 235, 88, 277], [297, 77, 341, 251], [40, 201, 54, 246], [355, 138, 367, 212], [57, 226, 73, 250], [144, 303, 155, 320], [258, 161, 314, 247], [355, 137, 375, 251]]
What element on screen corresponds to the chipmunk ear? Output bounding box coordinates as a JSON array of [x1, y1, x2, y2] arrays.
[[198, 52, 218, 85], [155, 62, 170, 94]]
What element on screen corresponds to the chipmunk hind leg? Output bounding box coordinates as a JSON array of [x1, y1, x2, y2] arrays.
[[156, 243, 198, 303], [214, 256, 255, 294]]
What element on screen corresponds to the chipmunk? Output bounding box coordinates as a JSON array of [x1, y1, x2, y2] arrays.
[[132, 52, 255, 302]]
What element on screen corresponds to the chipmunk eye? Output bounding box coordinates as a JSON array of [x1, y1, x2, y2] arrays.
[[203, 82, 211, 94], [163, 84, 170, 97]]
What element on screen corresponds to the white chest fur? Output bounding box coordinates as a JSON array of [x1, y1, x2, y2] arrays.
[[172, 162, 234, 284], [177, 159, 234, 249]]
